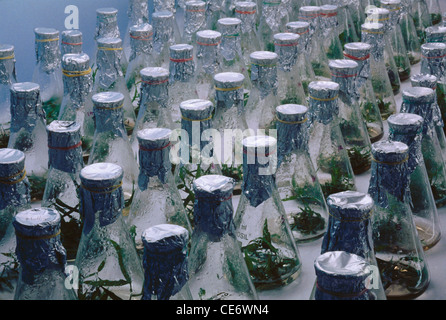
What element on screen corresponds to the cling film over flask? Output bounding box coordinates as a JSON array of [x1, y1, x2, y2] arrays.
[[0, 44, 17, 149]]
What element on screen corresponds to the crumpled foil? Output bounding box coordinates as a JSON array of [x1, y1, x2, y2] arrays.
[[361, 23, 385, 63], [13, 208, 67, 285], [127, 0, 149, 26], [261, 0, 283, 32], [142, 224, 189, 300], [218, 18, 242, 63], [34, 28, 61, 74], [169, 44, 195, 83], [365, 7, 391, 33], [61, 30, 83, 56], [308, 81, 340, 125], [343, 42, 372, 91], [180, 99, 214, 150], [193, 175, 236, 239], [152, 11, 175, 55], [47, 121, 83, 174], [62, 53, 93, 109], [235, 2, 257, 34], [214, 72, 245, 109], [196, 30, 222, 76], [329, 59, 360, 103], [153, 0, 176, 13], [139, 67, 169, 108], [420, 42, 446, 83], [381, 0, 403, 25], [79, 163, 124, 234], [250, 51, 278, 99], [298, 6, 321, 38], [137, 128, 172, 190], [425, 26, 446, 43], [0, 44, 17, 86], [320, 5, 339, 39], [129, 24, 153, 63], [95, 37, 125, 89], [274, 33, 299, 72], [94, 8, 120, 40], [184, 1, 206, 38], [92, 92, 126, 136], [286, 21, 311, 54]]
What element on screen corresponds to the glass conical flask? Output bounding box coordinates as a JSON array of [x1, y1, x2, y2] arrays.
[[152, 10, 180, 69], [320, 5, 344, 59], [129, 67, 174, 156], [152, 0, 182, 37], [126, 128, 192, 250], [58, 53, 95, 158], [333, 0, 360, 46], [141, 224, 193, 300], [235, 1, 262, 67], [410, 0, 432, 43], [425, 24, 446, 44], [244, 51, 280, 131], [93, 37, 137, 136], [188, 174, 258, 300], [298, 6, 332, 80], [320, 191, 387, 300], [400, 86, 446, 207], [344, 42, 384, 143], [13, 207, 77, 300], [274, 33, 307, 106], [61, 30, 83, 57], [0, 45, 17, 149], [347, 0, 367, 37], [286, 21, 317, 95], [123, 0, 149, 62], [387, 113, 441, 250], [426, 0, 442, 25], [328, 59, 373, 174], [274, 104, 329, 243], [32, 28, 63, 124], [75, 162, 144, 300], [42, 121, 83, 261], [93, 7, 121, 67], [258, 0, 289, 51], [397, 0, 422, 65], [88, 92, 138, 202], [307, 81, 356, 198], [310, 251, 382, 300], [361, 22, 397, 119], [7, 82, 48, 201], [0, 148, 31, 300], [234, 135, 302, 290], [194, 30, 222, 101], [204, 0, 224, 30], [368, 140, 430, 299], [182, 1, 207, 45], [125, 24, 155, 111]]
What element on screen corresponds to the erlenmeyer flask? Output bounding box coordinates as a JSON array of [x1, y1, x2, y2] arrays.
[[141, 224, 193, 300], [258, 0, 289, 51], [234, 135, 302, 290], [61, 30, 83, 56], [343, 42, 384, 143], [307, 81, 356, 198], [274, 104, 329, 243], [333, 0, 360, 46], [88, 92, 138, 202], [274, 33, 307, 106], [400, 86, 446, 207], [328, 59, 372, 174], [7, 82, 48, 201], [426, 0, 442, 25], [361, 22, 397, 119], [346, 0, 367, 37], [123, 0, 149, 62], [320, 191, 387, 300], [235, 1, 262, 67], [75, 162, 144, 300], [204, 0, 225, 30], [93, 8, 121, 67], [320, 5, 344, 59], [188, 175, 258, 300], [398, 1, 422, 65], [425, 24, 446, 44], [182, 1, 207, 45], [42, 121, 83, 261], [388, 113, 441, 250], [152, 10, 180, 69], [368, 140, 430, 299], [126, 128, 192, 250], [410, 0, 432, 43], [0, 45, 17, 149]]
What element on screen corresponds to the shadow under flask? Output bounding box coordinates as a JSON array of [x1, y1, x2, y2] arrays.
[[42, 121, 83, 261], [234, 135, 302, 291], [141, 224, 193, 300], [368, 140, 430, 299], [188, 174, 258, 300], [126, 128, 192, 250], [75, 162, 144, 300], [0, 45, 17, 149], [309, 251, 378, 300], [13, 207, 77, 300], [388, 113, 441, 250], [307, 81, 356, 198], [7, 82, 48, 201], [320, 191, 387, 300], [275, 104, 329, 243], [61, 30, 83, 57], [0, 148, 31, 300], [32, 27, 63, 124]]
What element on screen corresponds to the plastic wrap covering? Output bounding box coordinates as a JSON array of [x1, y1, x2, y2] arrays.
[[47, 121, 83, 174], [129, 24, 153, 62], [92, 92, 126, 135], [328, 59, 359, 103], [137, 128, 172, 190], [179, 99, 214, 150], [242, 135, 277, 208], [308, 81, 340, 125], [410, 73, 443, 128], [0, 45, 17, 86], [321, 191, 374, 258], [193, 175, 235, 239], [61, 53, 92, 108], [169, 44, 195, 83], [343, 42, 372, 91], [0, 149, 30, 211], [61, 30, 83, 56], [94, 8, 120, 40], [298, 6, 321, 37], [79, 162, 124, 234], [13, 208, 66, 284], [420, 42, 446, 83], [141, 224, 189, 300], [235, 2, 257, 34], [286, 21, 310, 54], [274, 33, 299, 72], [261, 0, 283, 31], [152, 11, 175, 55], [140, 67, 169, 107], [250, 51, 278, 98], [314, 251, 373, 300], [425, 25, 446, 43], [214, 72, 244, 108], [184, 1, 206, 37], [218, 18, 242, 63], [196, 30, 222, 75], [361, 23, 385, 63], [400, 87, 436, 136], [368, 140, 410, 207], [127, 0, 149, 26], [34, 28, 61, 74], [95, 37, 125, 89]]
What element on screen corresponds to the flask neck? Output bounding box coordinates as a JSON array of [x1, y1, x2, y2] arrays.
[[62, 72, 93, 107], [138, 145, 172, 190], [129, 36, 153, 62], [196, 45, 220, 75], [93, 107, 126, 135], [250, 63, 277, 97], [0, 58, 16, 85], [276, 44, 298, 72], [35, 41, 61, 73], [388, 130, 423, 174], [140, 81, 169, 107]]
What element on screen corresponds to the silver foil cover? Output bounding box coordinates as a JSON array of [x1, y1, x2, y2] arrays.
[[62, 53, 92, 108], [380, 0, 403, 25], [34, 28, 61, 73], [286, 21, 311, 54], [420, 42, 446, 82], [329, 59, 359, 103], [274, 33, 299, 72], [92, 91, 126, 135], [127, 0, 149, 26], [214, 72, 245, 107], [298, 6, 321, 37], [129, 24, 153, 62], [95, 37, 125, 89], [61, 30, 83, 56], [95, 7, 120, 40], [400, 87, 437, 135], [196, 30, 222, 75], [343, 42, 372, 89], [139, 67, 169, 107], [218, 18, 242, 63], [308, 81, 340, 125], [320, 5, 339, 33], [250, 51, 278, 98], [169, 44, 195, 83], [361, 23, 385, 62], [365, 7, 390, 32], [410, 73, 443, 128], [153, 0, 176, 13], [152, 11, 175, 55], [235, 1, 257, 34], [180, 99, 214, 150], [425, 25, 446, 43], [261, 0, 283, 31], [0, 44, 16, 86], [184, 1, 207, 37]]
